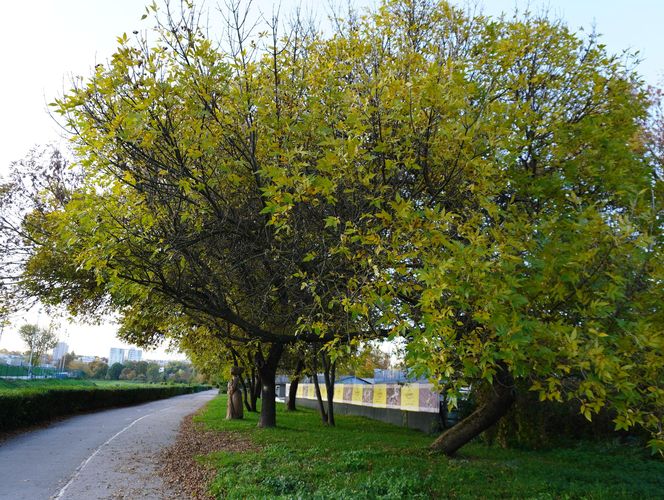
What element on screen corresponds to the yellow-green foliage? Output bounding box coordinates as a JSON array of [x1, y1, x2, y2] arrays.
[[37, 0, 663, 453]]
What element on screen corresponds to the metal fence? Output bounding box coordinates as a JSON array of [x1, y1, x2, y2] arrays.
[[0, 363, 76, 379]]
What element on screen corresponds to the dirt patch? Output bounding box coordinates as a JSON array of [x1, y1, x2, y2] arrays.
[[159, 412, 256, 499]]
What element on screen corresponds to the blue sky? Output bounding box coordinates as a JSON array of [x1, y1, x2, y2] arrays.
[[0, 0, 662, 357]]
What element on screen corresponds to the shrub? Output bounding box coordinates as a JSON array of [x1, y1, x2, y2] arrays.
[[471, 381, 648, 449], [0, 384, 210, 432]]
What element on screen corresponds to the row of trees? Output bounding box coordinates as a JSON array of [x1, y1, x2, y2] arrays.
[[107, 359, 200, 383], [0, 0, 661, 455]]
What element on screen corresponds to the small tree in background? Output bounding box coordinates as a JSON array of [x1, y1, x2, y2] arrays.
[[107, 362, 124, 380], [18, 324, 57, 373], [89, 359, 108, 379], [146, 363, 162, 383], [62, 351, 76, 370]]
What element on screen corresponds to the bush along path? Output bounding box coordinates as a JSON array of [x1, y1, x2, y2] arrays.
[[166, 396, 664, 499], [0, 381, 211, 432]]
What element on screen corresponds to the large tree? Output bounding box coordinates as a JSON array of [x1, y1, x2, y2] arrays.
[[257, 0, 663, 454], [14, 0, 663, 453], [39, 0, 380, 428]]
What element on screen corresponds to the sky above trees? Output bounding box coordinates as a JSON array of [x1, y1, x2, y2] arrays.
[[0, 0, 662, 182]]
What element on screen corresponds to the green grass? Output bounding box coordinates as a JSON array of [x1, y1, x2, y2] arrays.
[[0, 378, 189, 395], [0, 378, 97, 394], [197, 396, 664, 499]]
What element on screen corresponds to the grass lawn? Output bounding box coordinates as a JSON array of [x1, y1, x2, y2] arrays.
[[196, 396, 663, 499], [0, 378, 180, 395], [0, 378, 97, 394]]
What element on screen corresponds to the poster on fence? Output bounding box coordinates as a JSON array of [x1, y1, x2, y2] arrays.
[[400, 385, 419, 411], [334, 384, 344, 402], [386, 385, 401, 408], [373, 384, 387, 407], [419, 386, 439, 413], [351, 384, 364, 404], [362, 386, 373, 404], [297, 383, 439, 413]]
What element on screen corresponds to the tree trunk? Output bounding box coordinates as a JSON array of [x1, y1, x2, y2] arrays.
[[230, 347, 254, 412], [246, 354, 257, 412], [250, 370, 261, 410], [431, 366, 515, 456], [287, 377, 300, 411], [287, 358, 304, 411], [252, 367, 260, 402], [241, 375, 252, 412], [256, 342, 284, 428], [321, 353, 336, 427], [226, 369, 244, 420], [243, 364, 260, 412], [312, 352, 328, 423]]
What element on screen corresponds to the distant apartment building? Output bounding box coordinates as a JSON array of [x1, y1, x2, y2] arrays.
[[52, 342, 69, 361], [109, 347, 125, 366], [109, 347, 143, 365], [126, 348, 142, 362]]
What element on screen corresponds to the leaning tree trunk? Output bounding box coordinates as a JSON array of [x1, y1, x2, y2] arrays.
[[256, 343, 284, 428], [287, 378, 300, 411], [287, 358, 304, 411], [431, 366, 515, 456]]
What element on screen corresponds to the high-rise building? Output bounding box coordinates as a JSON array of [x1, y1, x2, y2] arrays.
[[52, 342, 68, 361], [109, 347, 143, 365], [126, 348, 142, 362], [109, 347, 125, 366]]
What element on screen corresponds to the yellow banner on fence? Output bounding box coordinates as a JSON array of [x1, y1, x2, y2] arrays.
[[401, 384, 419, 411], [296, 382, 439, 414], [334, 384, 344, 402], [373, 384, 387, 407], [351, 385, 364, 404]]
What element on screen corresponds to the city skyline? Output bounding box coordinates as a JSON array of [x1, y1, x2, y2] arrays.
[[109, 347, 143, 365], [0, 318, 185, 361]]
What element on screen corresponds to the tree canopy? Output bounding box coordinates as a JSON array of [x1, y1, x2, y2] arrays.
[[5, 0, 661, 453]]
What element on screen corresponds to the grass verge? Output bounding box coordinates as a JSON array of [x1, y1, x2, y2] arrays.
[[195, 395, 664, 499]]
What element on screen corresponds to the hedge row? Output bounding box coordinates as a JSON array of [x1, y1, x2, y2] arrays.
[[0, 384, 210, 432]]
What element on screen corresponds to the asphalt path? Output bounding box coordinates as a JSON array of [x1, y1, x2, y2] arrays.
[[0, 389, 218, 499]]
